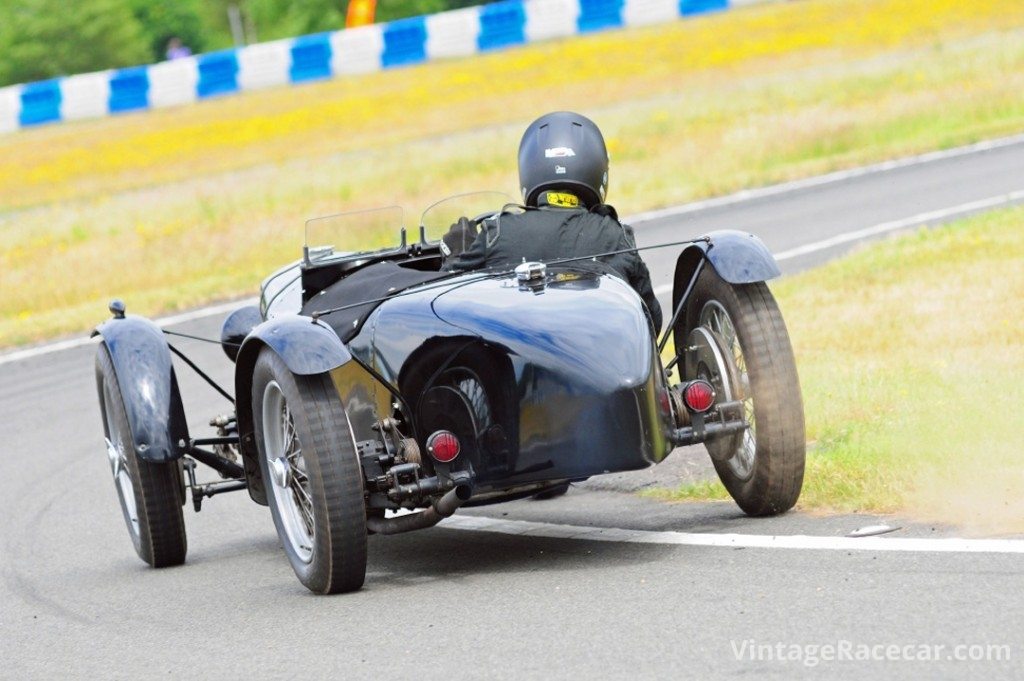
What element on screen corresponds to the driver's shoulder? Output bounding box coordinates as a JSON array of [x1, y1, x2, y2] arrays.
[[578, 207, 630, 237]]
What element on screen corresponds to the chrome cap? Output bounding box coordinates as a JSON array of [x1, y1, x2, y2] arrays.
[[515, 261, 547, 283]]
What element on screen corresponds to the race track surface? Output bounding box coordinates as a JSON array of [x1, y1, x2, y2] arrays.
[[2, 137, 1023, 679]]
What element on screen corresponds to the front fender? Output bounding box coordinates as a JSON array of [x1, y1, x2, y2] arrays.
[[233, 315, 352, 505], [93, 316, 189, 463], [235, 315, 352, 378]]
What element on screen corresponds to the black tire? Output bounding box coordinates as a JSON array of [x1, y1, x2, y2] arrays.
[[681, 268, 805, 516], [95, 344, 187, 567], [252, 349, 367, 594]]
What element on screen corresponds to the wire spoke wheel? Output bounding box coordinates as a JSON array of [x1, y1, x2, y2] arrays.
[[253, 349, 367, 594], [95, 343, 187, 566], [679, 268, 806, 516], [262, 381, 315, 563], [106, 434, 140, 539], [699, 301, 756, 481], [101, 379, 141, 542], [433, 366, 493, 432]]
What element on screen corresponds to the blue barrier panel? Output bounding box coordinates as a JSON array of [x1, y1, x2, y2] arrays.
[[382, 17, 427, 68], [577, 0, 625, 33], [290, 33, 334, 83], [478, 0, 526, 52], [108, 66, 150, 113], [681, 0, 728, 15], [2, 0, 750, 132], [18, 79, 62, 126], [197, 50, 240, 98]]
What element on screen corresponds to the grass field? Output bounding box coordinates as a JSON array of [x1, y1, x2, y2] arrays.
[[2, 0, 1024, 347], [652, 206, 1024, 533]]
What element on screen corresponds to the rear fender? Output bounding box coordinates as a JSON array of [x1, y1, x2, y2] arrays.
[[675, 230, 780, 290], [93, 316, 189, 463], [672, 230, 780, 327], [671, 231, 780, 352], [233, 315, 352, 505]]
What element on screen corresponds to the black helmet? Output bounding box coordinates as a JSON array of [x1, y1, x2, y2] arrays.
[[518, 111, 609, 208]]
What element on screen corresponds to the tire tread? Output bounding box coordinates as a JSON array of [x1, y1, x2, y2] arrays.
[[684, 271, 805, 516], [253, 350, 367, 594], [95, 344, 187, 568]]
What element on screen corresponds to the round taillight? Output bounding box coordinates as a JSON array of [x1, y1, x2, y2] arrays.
[[426, 430, 461, 463], [683, 380, 716, 413]]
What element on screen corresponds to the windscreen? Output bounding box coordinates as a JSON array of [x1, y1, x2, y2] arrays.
[[304, 206, 404, 263], [419, 191, 517, 253]]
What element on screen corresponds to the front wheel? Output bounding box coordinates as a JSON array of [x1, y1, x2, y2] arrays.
[[252, 349, 367, 594], [680, 268, 805, 516], [95, 344, 187, 567]]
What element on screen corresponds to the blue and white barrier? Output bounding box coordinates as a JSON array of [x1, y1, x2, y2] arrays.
[[0, 0, 759, 133]]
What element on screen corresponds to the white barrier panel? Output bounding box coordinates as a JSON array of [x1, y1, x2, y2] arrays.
[[524, 0, 581, 43], [238, 38, 293, 91], [148, 57, 200, 109], [0, 85, 22, 134], [331, 25, 386, 76], [624, 0, 682, 26], [426, 7, 483, 60], [2, 0, 775, 132], [60, 71, 112, 121]]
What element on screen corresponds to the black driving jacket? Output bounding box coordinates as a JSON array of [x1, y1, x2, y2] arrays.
[[447, 206, 663, 333]]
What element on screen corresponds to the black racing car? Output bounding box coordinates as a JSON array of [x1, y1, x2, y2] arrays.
[[94, 191, 805, 594]]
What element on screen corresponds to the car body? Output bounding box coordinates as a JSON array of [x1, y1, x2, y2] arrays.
[[94, 192, 805, 593]]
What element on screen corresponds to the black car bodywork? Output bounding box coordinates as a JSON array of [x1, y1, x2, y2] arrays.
[[93, 198, 801, 592]]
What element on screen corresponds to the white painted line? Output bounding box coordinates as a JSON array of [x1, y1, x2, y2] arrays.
[[0, 336, 103, 366], [440, 515, 1024, 554], [0, 298, 257, 367], [771, 189, 1024, 261], [625, 132, 1024, 225], [651, 189, 1024, 297]]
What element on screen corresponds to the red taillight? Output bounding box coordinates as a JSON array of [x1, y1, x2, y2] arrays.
[[683, 380, 716, 413], [426, 430, 460, 463], [657, 388, 672, 415]]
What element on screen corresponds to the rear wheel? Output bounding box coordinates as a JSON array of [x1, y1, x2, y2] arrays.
[[680, 268, 805, 516], [95, 344, 187, 567], [252, 349, 367, 594]]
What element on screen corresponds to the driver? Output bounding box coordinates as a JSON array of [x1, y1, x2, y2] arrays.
[[445, 111, 662, 333]]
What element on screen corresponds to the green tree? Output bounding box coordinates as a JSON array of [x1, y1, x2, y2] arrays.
[[0, 0, 150, 86], [375, 0, 447, 23], [128, 0, 208, 62], [244, 0, 347, 42]]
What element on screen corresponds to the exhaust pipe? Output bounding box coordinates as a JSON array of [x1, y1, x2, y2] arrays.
[[365, 483, 473, 535]]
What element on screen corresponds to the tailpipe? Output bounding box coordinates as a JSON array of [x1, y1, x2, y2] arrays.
[[365, 483, 473, 536]]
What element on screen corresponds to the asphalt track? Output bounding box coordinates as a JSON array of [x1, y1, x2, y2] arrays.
[[2, 136, 1023, 679]]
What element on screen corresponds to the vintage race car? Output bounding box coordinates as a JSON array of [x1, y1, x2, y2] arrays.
[[94, 191, 805, 594]]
